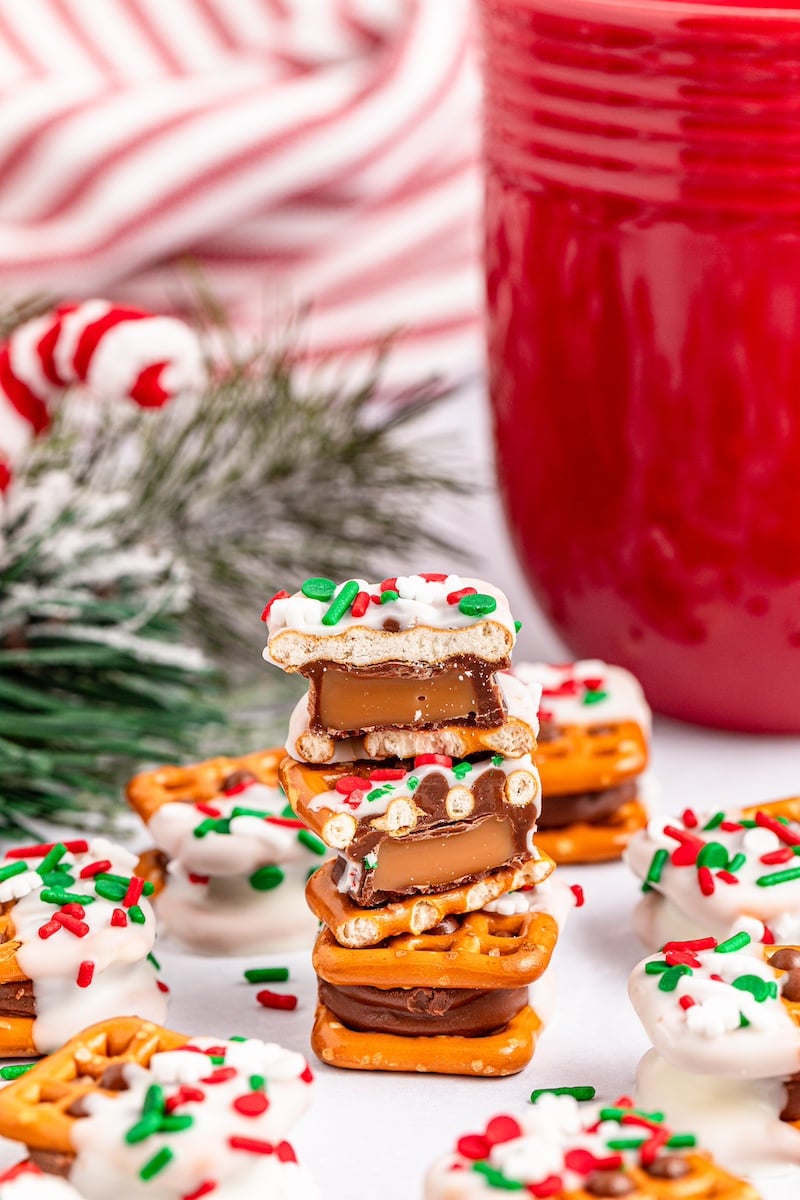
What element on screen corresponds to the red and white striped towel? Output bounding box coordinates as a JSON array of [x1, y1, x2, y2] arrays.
[[0, 0, 482, 385]]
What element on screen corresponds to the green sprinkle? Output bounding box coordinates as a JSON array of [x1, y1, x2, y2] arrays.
[[366, 786, 393, 802], [658, 964, 692, 992], [607, 1137, 647, 1150], [230, 807, 271, 821], [530, 1085, 596, 1103], [0, 1063, 34, 1080], [599, 1107, 663, 1123], [208, 1056, 225, 1065], [406, 776, 419, 790], [757, 866, 800, 887], [582, 689, 608, 705], [470, 1162, 524, 1191], [297, 829, 326, 856], [36, 843, 67, 876], [147, 953, 161, 971], [380, 589, 399, 603], [739, 819, 758, 828], [191, 818, 230, 838], [768, 981, 778, 999], [249, 1074, 266, 1091], [641, 881, 654, 893], [139, 1147, 174, 1181], [229, 1036, 247, 1043], [159, 1114, 194, 1133], [281, 803, 295, 819], [363, 852, 378, 870], [727, 853, 747, 874], [646, 849, 669, 885], [40, 888, 95, 906], [143, 1084, 165, 1116], [321, 580, 359, 626], [128, 905, 146, 924], [93, 880, 127, 902], [244, 967, 289, 984], [92, 873, 154, 896], [702, 812, 725, 831], [126, 1115, 161, 1145], [644, 960, 670, 974], [697, 841, 729, 869], [39, 871, 74, 888], [0, 861, 28, 885], [667, 1134, 697, 1149], [301, 576, 336, 602], [458, 592, 497, 618], [715, 931, 751, 953], [732, 974, 772, 1003], [739, 1012, 751, 1028], [249, 865, 285, 892], [452, 762, 472, 780], [491, 755, 504, 767], [306, 866, 320, 881], [514, 620, 522, 633]]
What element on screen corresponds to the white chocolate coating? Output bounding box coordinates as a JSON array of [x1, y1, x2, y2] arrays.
[[636, 1048, 800, 1176], [69, 1036, 317, 1200], [513, 659, 651, 734], [629, 943, 800, 1078], [6, 837, 166, 1053], [148, 781, 325, 954], [0, 1166, 83, 1200], [626, 808, 800, 949]]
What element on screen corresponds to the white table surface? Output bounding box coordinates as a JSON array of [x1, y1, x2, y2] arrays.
[[2, 383, 798, 1197]]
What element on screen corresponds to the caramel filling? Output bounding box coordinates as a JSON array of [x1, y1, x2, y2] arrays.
[[371, 816, 517, 893], [311, 664, 498, 734]]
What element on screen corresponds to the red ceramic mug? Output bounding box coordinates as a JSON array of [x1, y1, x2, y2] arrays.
[[480, 0, 800, 732]]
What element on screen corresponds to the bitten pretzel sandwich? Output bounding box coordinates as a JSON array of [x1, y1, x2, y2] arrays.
[[127, 749, 325, 955], [514, 660, 650, 863], [0, 1018, 318, 1199], [263, 574, 521, 737], [629, 932, 800, 1174], [0, 838, 166, 1056], [281, 752, 542, 908], [424, 1091, 759, 1198], [627, 798, 800, 949]]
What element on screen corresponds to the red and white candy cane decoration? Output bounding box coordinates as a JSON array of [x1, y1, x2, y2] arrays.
[[0, 301, 205, 492]]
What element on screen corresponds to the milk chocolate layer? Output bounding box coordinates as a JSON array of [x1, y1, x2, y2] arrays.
[[318, 979, 528, 1037], [0, 981, 34, 1018], [29, 1149, 74, 1178], [335, 767, 535, 905], [537, 781, 637, 830], [304, 657, 507, 737]]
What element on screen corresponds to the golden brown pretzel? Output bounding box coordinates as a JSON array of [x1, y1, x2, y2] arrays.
[[0, 1018, 187, 1155], [312, 906, 558, 990], [311, 1001, 541, 1076], [126, 748, 284, 825], [563, 1156, 760, 1199], [306, 855, 554, 948], [741, 795, 800, 823], [534, 797, 649, 865], [536, 720, 647, 795]]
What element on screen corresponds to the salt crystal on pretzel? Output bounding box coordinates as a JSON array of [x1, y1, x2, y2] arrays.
[[0, 838, 166, 1056], [424, 1092, 758, 1198], [0, 1019, 318, 1200], [263, 574, 520, 738]]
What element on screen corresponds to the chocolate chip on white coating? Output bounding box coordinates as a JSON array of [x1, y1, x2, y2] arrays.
[[585, 1171, 634, 1196], [645, 1155, 691, 1179]]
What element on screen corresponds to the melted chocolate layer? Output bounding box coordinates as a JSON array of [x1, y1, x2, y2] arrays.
[[0, 981, 35, 1018], [318, 979, 527, 1037], [536, 781, 637, 830]]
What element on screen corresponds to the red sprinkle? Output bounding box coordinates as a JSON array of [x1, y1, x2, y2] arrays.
[[485, 1115, 522, 1145], [679, 995, 697, 1010], [370, 594, 382, 604], [202, 1046, 228, 1057], [110, 908, 127, 927], [300, 1065, 314, 1084], [720, 821, 745, 833], [380, 578, 398, 593], [222, 780, 254, 797], [79, 860, 112, 879], [755, 810, 800, 846], [256, 990, 297, 1011], [188, 874, 210, 886], [76, 961, 94, 988], [0, 1164, 39, 1183], [53, 913, 89, 938], [166, 1086, 205, 1112], [528, 1178, 563, 1198], [539, 708, 554, 723], [564, 1149, 622, 1175], [640, 1127, 670, 1166], [697, 866, 715, 896], [419, 573, 449, 582], [680, 808, 699, 828], [233, 1093, 270, 1118], [663, 937, 717, 953], [413, 754, 453, 768], [368, 768, 407, 781], [183, 1183, 217, 1200], [710, 974, 724, 982], [665, 949, 700, 968], [581, 676, 604, 692], [716, 870, 740, 885], [456, 1134, 490, 1160], [569, 884, 585, 908], [195, 803, 221, 818], [260, 590, 289, 622], [157, 981, 170, 993], [446, 586, 476, 604], [228, 1136, 274, 1155], [201, 1068, 237, 1085], [763, 924, 776, 944], [760, 847, 794, 865], [60, 903, 85, 918], [123, 876, 145, 907], [264, 816, 304, 829], [38, 920, 61, 940], [6, 839, 88, 859], [335, 775, 367, 795], [275, 1141, 297, 1164], [350, 590, 370, 618]]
